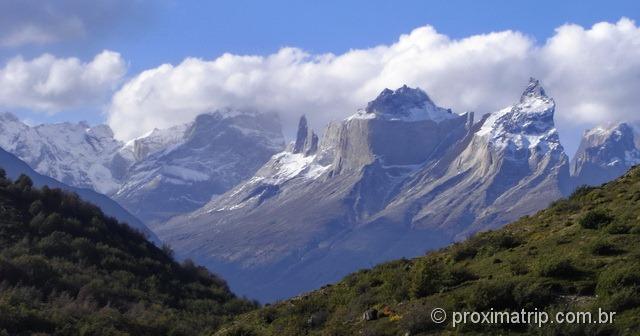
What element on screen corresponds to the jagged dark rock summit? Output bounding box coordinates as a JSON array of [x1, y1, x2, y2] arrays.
[[292, 115, 318, 155], [520, 77, 546, 101]]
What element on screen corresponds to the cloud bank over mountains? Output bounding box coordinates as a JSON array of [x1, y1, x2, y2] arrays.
[[0, 51, 126, 112], [1, 18, 639, 145], [107, 18, 640, 141]]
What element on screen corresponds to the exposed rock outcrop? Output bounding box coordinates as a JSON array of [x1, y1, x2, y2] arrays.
[[571, 122, 640, 187]]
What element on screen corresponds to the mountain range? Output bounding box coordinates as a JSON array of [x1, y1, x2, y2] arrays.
[[0, 110, 284, 224], [1, 78, 639, 303], [155, 78, 640, 301]]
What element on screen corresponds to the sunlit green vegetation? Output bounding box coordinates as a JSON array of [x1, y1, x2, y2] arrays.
[[219, 167, 640, 335]]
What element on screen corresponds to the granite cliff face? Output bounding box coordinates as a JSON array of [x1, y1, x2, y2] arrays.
[[381, 78, 572, 238], [157, 79, 573, 302]]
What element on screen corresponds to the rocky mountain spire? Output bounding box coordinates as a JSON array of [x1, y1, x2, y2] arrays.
[[292, 115, 318, 156], [482, 78, 556, 139], [465, 111, 475, 130], [520, 77, 547, 102], [475, 79, 563, 147]]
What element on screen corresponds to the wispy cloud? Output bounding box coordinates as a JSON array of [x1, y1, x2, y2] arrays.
[[0, 0, 153, 47]]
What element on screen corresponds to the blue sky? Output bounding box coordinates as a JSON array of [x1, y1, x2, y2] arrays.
[[108, 0, 639, 73], [4, 0, 638, 74], [1, 0, 640, 154]]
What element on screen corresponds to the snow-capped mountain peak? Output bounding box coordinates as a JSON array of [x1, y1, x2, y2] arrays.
[[0, 115, 124, 194], [520, 77, 547, 101], [583, 122, 635, 142], [514, 77, 554, 117], [120, 123, 189, 162], [113, 109, 285, 223], [477, 78, 558, 152], [572, 122, 640, 186], [0, 109, 286, 224], [349, 85, 457, 122]]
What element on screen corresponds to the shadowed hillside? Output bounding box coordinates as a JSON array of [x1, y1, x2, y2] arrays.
[[0, 168, 257, 335]]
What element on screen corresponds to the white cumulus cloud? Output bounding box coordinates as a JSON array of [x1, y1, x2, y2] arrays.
[[107, 18, 640, 151], [0, 50, 126, 111], [108, 27, 534, 140], [540, 18, 640, 125]]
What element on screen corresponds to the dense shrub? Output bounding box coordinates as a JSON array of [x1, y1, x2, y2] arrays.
[[512, 282, 555, 310], [36, 231, 73, 256], [570, 185, 594, 198], [410, 259, 477, 299], [597, 264, 640, 312], [579, 210, 613, 229], [452, 231, 522, 261], [410, 259, 446, 298], [487, 232, 522, 249], [509, 261, 529, 275], [216, 325, 258, 336], [399, 304, 443, 334], [15, 174, 33, 190], [465, 280, 517, 311], [451, 245, 478, 261], [597, 264, 640, 296], [602, 288, 640, 311], [589, 240, 623, 256], [606, 221, 631, 234], [0, 258, 22, 284], [537, 258, 581, 279]]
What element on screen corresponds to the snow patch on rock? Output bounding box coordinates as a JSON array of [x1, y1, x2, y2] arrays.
[[348, 85, 458, 122]]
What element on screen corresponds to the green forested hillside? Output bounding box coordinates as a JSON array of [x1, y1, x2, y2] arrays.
[[218, 167, 640, 336], [0, 169, 257, 336], [3, 162, 640, 336]]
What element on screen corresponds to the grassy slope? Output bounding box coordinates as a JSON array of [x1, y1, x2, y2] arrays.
[[0, 170, 257, 336], [218, 167, 640, 336]]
